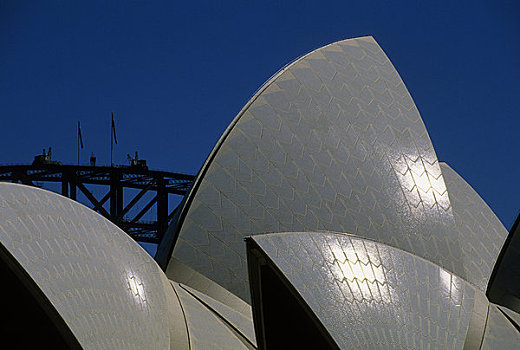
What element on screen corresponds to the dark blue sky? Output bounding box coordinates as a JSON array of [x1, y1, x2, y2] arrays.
[[1, 1, 519, 228]]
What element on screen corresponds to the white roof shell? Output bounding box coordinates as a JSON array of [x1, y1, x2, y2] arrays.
[[0, 183, 171, 349], [168, 36, 495, 301]]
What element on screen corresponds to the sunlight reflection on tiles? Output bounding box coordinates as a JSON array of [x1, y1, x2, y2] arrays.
[[251, 232, 476, 349], [127, 273, 147, 305]]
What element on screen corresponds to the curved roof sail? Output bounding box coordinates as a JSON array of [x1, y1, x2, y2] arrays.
[[166, 36, 464, 301], [440, 162, 508, 291], [0, 183, 171, 349]]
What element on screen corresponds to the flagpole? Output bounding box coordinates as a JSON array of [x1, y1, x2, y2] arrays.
[[78, 121, 80, 166], [110, 113, 113, 167]]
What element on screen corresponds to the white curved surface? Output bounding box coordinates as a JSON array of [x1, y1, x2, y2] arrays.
[[481, 304, 520, 349], [170, 36, 462, 301], [180, 283, 256, 346], [440, 163, 508, 292], [250, 231, 483, 349], [0, 183, 170, 349], [172, 282, 251, 349]]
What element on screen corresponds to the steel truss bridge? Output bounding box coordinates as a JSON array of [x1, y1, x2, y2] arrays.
[[0, 164, 195, 244]]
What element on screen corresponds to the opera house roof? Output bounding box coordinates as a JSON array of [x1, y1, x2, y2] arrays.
[[1, 36, 519, 349]]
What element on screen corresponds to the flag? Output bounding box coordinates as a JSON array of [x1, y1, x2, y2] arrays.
[[111, 112, 118, 145], [78, 121, 84, 149]]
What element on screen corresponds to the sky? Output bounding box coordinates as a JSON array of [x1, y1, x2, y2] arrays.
[[0, 1, 519, 232]]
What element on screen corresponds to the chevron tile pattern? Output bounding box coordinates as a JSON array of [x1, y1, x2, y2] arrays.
[[251, 231, 478, 349], [171, 36, 465, 301], [0, 183, 170, 349], [172, 282, 250, 350], [440, 163, 508, 292], [480, 304, 520, 349], [2, 35, 516, 349]]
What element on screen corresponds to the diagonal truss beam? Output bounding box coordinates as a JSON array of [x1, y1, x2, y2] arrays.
[[76, 182, 110, 218], [119, 182, 154, 219], [131, 194, 158, 223]]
